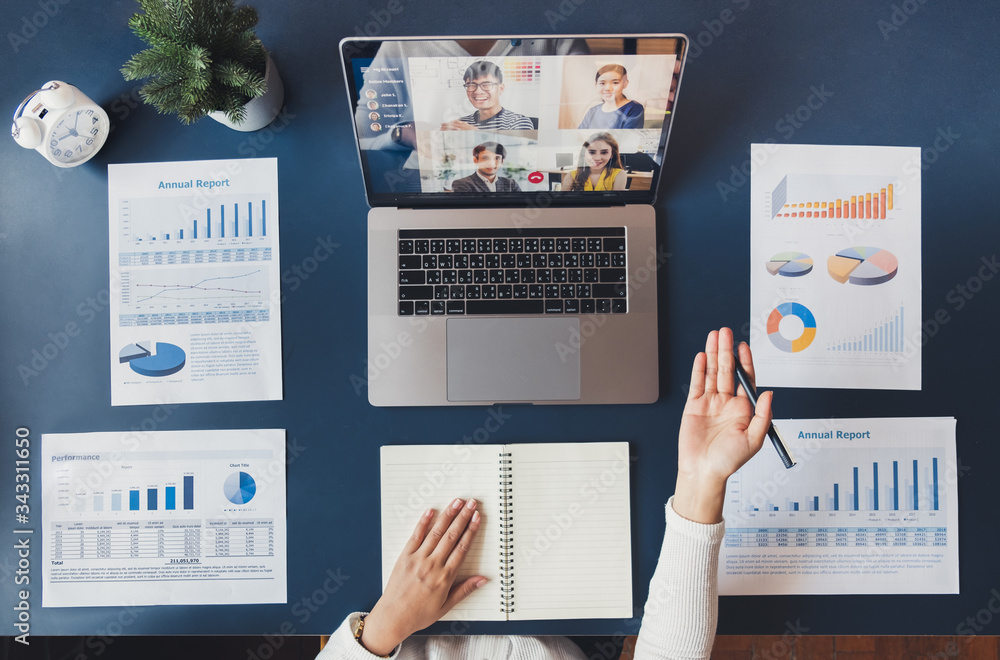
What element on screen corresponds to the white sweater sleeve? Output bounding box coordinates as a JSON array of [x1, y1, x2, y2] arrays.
[[318, 612, 402, 660], [632, 496, 725, 660], [318, 613, 589, 659]]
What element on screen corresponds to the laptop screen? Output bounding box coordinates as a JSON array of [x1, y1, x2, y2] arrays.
[[341, 35, 687, 208]]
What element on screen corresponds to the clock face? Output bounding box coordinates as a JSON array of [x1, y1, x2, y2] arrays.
[[47, 107, 108, 165]]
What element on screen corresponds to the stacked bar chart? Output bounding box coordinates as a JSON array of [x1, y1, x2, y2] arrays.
[[769, 174, 898, 220], [827, 304, 904, 353]]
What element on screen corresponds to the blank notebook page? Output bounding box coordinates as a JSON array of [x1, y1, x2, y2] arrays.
[[510, 441, 632, 620], [380, 444, 503, 621]]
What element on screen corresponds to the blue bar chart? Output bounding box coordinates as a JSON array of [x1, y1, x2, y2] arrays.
[[42, 429, 287, 607], [723, 418, 954, 530], [828, 305, 905, 353], [745, 455, 939, 513], [719, 417, 957, 595], [79, 476, 195, 513], [109, 158, 282, 407], [119, 195, 270, 246], [49, 438, 276, 519]]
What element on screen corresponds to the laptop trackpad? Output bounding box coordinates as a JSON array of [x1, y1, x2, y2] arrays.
[[447, 317, 581, 402]]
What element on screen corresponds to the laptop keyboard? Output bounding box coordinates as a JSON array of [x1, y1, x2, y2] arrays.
[[397, 228, 627, 316]]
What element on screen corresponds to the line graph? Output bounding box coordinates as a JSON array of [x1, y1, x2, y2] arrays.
[[135, 270, 263, 304], [121, 267, 269, 313]]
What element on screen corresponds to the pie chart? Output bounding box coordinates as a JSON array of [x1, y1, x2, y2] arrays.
[[766, 251, 813, 277], [119, 341, 186, 377], [767, 302, 817, 353], [224, 471, 256, 505], [827, 247, 898, 285]]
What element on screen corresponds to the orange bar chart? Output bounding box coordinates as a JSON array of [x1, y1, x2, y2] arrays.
[[775, 183, 895, 220]]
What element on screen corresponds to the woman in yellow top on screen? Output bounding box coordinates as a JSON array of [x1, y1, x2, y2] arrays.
[[562, 132, 627, 191], [578, 64, 645, 130]]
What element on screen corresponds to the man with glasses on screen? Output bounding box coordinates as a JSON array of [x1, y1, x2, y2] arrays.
[[440, 61, 535, 131]]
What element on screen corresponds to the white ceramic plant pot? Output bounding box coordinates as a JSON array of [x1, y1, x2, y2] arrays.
[[209, 54, 284, 131]]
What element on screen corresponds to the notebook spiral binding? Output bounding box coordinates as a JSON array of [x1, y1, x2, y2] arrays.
[[499, 451, 514, 614]]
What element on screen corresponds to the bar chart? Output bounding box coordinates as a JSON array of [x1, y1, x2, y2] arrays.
[[47, 444, 277, 518], [751, 145, 921, 391], [826, 304, 905, 354], [43, 429, 287, 607], [109, 158, 282, 407], [724, 421, 952, 527], [719, 417, 956, 595], [66, 472, 200, 514], [738, 451, 940, 514], [78, 475, 196, 513], [119, 194, 271, 246], [768, 174, 899, 221]]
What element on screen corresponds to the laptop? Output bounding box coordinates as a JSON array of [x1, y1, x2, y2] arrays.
[[340, 35, 688, 406]]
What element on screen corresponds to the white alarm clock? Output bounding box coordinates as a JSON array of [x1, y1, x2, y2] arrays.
[[11, 81, 110, 168]]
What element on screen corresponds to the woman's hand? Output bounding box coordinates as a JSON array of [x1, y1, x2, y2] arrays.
[[673, 328, 773, 523], [359, 498, 486, 656]]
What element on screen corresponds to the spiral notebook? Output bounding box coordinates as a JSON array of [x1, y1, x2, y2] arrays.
[[380, 441, 632, 621]]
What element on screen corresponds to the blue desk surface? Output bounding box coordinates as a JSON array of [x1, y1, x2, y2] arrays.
[[2, 0, 999, 637]]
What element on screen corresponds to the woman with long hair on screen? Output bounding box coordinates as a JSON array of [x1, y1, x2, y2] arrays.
[[562, 132, 628, 192]]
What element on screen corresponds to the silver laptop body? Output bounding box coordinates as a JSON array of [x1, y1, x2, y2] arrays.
[[341, 35, 688, 406]]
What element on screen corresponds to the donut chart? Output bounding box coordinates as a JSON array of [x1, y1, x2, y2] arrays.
[[827, 247, 898, 285], [766, 251, 814, 277], [767, 302, 817, 353]]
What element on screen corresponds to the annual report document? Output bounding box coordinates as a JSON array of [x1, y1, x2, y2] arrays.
[[108, 158, 282, 405], [749, 144, 921, 390], [719, 417, 957, 595], [41, 429, 287, 607]]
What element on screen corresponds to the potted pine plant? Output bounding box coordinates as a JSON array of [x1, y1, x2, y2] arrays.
[[121, 0, 284, 131]]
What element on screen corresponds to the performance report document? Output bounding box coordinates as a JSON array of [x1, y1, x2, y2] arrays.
[[108, 158, 282, 406], [41, 429, 287, 607], [719, 417, 957, 595], [749, 144, 921, 390]]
